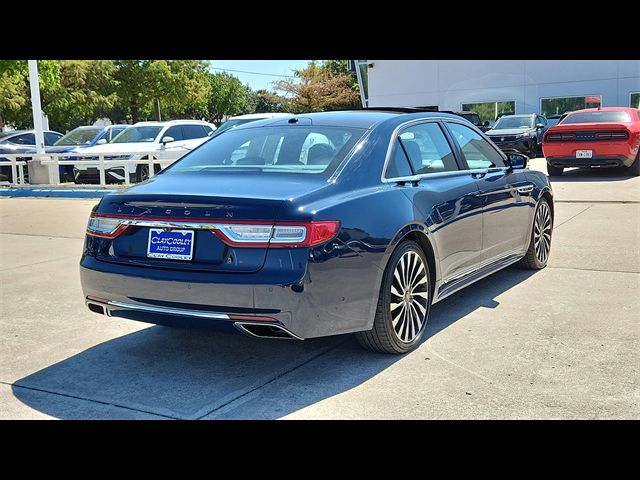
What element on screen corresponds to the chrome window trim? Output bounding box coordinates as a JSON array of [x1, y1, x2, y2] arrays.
[[381, 116, 508, 183]]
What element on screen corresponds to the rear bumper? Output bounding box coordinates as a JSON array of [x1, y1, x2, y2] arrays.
[[79, 247, 380, 339], [84, 297, 302, 339], [546, 155, 633, 168]]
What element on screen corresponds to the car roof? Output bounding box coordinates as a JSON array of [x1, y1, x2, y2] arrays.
[[567, 107, 638, 114], [227, 113, 293, 120], [0, 129, 61, 137], [132, 120, 212, 126], [232, 109, 464, 130]]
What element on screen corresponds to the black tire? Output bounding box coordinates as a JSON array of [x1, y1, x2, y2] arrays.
[[528, 140, 537, 159], [356, 240, 432, 354], [136, 160, 161, 182], [627, 151, 640, 176], [546, 163, 564, 176], [516, 198, 553, 270]]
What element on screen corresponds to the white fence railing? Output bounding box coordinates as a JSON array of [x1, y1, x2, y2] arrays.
[[0, 152, 179, 187]]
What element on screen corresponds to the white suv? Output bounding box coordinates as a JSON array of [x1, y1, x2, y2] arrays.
[[73, 120, 216, 183]]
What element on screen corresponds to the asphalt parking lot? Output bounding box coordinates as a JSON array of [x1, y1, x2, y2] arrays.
[[1, 158, 639, 419]]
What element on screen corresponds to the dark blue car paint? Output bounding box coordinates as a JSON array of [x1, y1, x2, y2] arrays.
[[80, 111, 552, 339]]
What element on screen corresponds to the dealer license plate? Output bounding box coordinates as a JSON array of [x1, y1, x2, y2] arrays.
[[576, 150, 592, 158], [147, 229, 194, 261]]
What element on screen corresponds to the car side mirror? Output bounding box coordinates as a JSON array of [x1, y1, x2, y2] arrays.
[[96, 138, 107, 145], [507, 153, 528, 170], [483, 121, 490, 128], [161, 136, 175, 145], [207, 130, 214, 137], [536, 123, 545, 129]]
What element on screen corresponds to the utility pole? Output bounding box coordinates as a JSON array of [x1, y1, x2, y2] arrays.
[[27, 60, 58, 184]]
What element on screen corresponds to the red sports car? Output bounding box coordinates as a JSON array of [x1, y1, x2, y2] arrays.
[[542, 107, 640, 176]]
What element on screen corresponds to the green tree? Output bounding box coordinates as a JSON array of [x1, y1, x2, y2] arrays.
[[320, 60, 359, 91], [0, 60, 62, 129], [112, 60, 210, 123], [273, 61, 360, 113], [251, 89, 289, 113], [206, 72, 252, 124], [45, 60, 117, 131]]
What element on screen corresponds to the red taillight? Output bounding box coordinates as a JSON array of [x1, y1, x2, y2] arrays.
[[596, 131, 629, 140], [86, 212, 340, 248], [86, 213, 129, 239], [545, 133, 574, 142], [211, 220, 340, 248], [304, 221, 341, 248]]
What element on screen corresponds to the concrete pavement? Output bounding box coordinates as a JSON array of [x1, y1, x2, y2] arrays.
[[1, 164, 638, 419]]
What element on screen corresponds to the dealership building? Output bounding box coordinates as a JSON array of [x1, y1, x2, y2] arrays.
[[361, 60, 640, 122]]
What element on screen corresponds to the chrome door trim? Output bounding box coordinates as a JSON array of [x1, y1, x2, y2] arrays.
[[440, 247, 524, 285]]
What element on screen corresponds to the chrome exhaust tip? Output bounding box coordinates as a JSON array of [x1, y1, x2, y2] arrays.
[[86, 302, 106, 315], [234, 322, 302, 340]]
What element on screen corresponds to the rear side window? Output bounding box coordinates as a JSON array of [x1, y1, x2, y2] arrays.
[[396, 122, 458, 175], [386, 143, 414, 178], [182, 124, 208, 140], [163, 126, 184, 142], [10, 133, 35, 145], [447, 122, 507, 169]]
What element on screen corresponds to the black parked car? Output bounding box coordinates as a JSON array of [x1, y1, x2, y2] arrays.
[[485, 114, 548, 158]]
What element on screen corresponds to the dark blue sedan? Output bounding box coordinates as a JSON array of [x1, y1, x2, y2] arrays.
[[80, 110, 554, 354]]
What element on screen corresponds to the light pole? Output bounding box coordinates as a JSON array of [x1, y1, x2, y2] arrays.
[[27, 60, 58, 184]]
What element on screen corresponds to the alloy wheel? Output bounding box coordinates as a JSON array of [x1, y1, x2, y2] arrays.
[[533, 201, 552, 264], [390, 251, 429, 343], [140, 165, 149, 181]]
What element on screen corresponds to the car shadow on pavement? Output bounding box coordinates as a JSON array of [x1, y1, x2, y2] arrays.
[[548, 166, 634, 182], [13, 267, 536, 420]]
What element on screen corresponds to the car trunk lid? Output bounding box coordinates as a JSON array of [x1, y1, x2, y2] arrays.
[[92, 172, 328, 273]]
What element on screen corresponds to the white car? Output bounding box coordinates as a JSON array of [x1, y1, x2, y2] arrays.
[[73, 120, 216, 183], [214, 113, 292, 136]]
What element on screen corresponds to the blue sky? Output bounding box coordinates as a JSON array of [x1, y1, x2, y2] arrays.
[[209, 60, 311, 91]]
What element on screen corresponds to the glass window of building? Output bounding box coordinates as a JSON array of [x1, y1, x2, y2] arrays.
[[541, 95, 602, 116], [461, 101, 516, 124]]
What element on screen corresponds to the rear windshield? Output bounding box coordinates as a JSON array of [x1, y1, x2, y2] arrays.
[[167, 125, 366, 176], [562, 111, 631, 124]]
